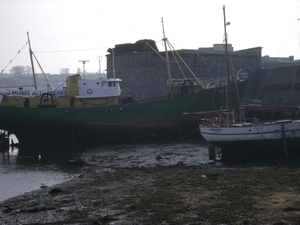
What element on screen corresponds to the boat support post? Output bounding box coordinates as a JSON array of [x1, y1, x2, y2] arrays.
[[178, 125, 182, 140], [71, 129, 75, 150], [281, 124, 289, 159], [208, 145, 216, 161]]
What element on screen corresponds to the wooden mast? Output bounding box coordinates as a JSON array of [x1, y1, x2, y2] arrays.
[[161, 18, 173, 98], [223, 5, 233, 123], [27, 32, 38, 90]]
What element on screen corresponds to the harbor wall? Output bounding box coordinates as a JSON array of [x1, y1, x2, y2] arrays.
[[106, 47, 300, 108], [247, 65, 300, 107], [106, 47, 262, 102]]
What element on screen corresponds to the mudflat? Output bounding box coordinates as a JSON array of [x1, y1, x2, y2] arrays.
[[0, 141, 300, 224]]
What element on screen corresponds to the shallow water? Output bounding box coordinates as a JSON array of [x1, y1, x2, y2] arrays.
[[0, 146, 80, 202], [1, 136, 296, 204]]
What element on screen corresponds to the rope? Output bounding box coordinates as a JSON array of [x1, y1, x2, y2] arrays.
[[55, 80, 66, 91], [183, 92, 197, 113], [228, 55, 242, 106], [1, 42, 28, 74]]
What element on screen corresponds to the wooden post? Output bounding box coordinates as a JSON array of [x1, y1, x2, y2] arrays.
[[281, 124, 289, 159], [72, 129, 75, 151], [178, 125, 182, 140], [133, 133, 136, 144]]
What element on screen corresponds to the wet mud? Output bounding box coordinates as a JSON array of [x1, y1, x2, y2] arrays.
[[1, 140, 300, 224]]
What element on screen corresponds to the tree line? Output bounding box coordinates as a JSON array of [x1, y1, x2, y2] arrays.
[[1, 65, 105, 90], [8, 65, 80, 76]]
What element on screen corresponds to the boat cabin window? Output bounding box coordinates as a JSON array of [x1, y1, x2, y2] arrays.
[[108, 81, 116, 87]]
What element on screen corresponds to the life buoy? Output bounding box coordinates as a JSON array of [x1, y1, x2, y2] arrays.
[[87, 89, 93, 94]]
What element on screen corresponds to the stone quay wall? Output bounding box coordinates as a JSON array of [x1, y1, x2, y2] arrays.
[[106, 47, 300, 108], [249, 65, 300, 107], [106, 48, 262, 102]]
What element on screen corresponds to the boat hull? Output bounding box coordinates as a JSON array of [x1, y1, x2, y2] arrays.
[[200, 120, 300, 160], [0, 80, 247, 149]]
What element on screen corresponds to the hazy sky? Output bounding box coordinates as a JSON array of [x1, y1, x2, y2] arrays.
[[1, 0, 300, 75]]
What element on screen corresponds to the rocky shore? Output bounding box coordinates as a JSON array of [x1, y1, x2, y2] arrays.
[[1, 141, 300, 224]]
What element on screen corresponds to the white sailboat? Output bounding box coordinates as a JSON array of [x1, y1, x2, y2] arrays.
[[199, 6, 300, 161]]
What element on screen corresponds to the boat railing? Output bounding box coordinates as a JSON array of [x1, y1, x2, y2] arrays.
[[202, 77, 227, 88], [204, 73, 248, 87], [238, 72, 248, 80], [168, 78, 203, 87], [240, 98, 269, 106], [169, 77, 225, 88], [169, 73, 248, 89]]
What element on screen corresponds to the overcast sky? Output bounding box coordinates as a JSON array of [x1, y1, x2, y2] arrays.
[[1, 0, 300, 75]]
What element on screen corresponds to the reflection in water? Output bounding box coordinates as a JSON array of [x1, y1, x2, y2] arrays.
[[0, 144, 81, 202], [1, 149, 10, 165], [1, 146, 65, 165]]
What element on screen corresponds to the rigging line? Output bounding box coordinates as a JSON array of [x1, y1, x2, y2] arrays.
[[27, 34, 71, 70], [291, 65, 300, 99], [32, 52, 54, 90], [276, 6, 300, 56], [196, 54, 208, 66], [228, 53, 242, 105], [257, 68, 273, 99], [30, 34, 107, 71], [1, 42, 28, 74], [228, 53, 241, 104], [33, 37, 101, 41], [30, 33, 115, 42], [183, 92, 198, 113], [35, 47, 108, 53], [166, 40, 205, 88], [55, 80, 66, 91], [166, 41, 187, 79], [145, 42, 166, 61]]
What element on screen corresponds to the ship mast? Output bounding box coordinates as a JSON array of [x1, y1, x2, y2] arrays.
[[161, 18, 173, 98], [223, 5, 233, 120], [27, 32, 38, 90]]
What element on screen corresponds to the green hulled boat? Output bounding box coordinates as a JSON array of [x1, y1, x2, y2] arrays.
[[0, 74, 248, 149], [0, 32, 248, 149]]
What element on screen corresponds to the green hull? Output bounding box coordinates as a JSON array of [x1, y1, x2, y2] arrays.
[[0, 80, 247, 148]]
